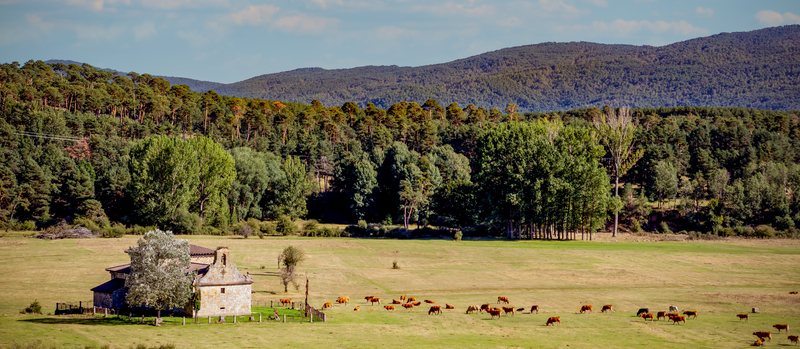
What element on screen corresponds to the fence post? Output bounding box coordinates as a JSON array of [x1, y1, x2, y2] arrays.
[[271, 300, 273, 308], [141, 315, 145, 324], [292, 302, 295, 309], [92, 307, 95, 316], [309, 313, 312, 323], [182, 317, 185, 325], [259, 313, 262, 322], [128, 312, 132, 321], [208, 316, 211, 324], [323, 313, 327, 323], [234, 315, 237, 324], [284, 314, 286, 323], [104, 308, 108, 317]]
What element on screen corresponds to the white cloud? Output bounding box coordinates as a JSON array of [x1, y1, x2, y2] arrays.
[[26, 13, 55, 33], [310, 0, 343, 9], [73, 23, 125, 40], [273, 14, 339, 34], [591, 19, 708, 37], [222, 5, 279, 25], [756, 10, 800, 26], [177, 30, 210, 47], [537, 0, 587, 16], [133, 22, 156, 40], [411, 2, 496, 17], [696, 7, 713, 17], [583, 0, 607, 7], [137, 0, 228, 10]]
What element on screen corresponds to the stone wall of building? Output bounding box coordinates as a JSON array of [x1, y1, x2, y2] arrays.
[[94, 292, 113, 309], [196, 284, 252, 317], [191, 256, 214, 264]]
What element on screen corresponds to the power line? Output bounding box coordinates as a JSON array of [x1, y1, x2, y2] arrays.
[[11, 130, 84, 142]]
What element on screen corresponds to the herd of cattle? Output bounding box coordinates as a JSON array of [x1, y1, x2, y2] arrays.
[[292, 293, 799, 346]]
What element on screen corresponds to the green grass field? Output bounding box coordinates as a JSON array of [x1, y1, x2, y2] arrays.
[[0, 233, 798, 348]]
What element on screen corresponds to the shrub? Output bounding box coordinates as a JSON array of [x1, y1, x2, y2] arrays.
[[392, 260, 400, 269], [128, 225, 156, 235], [631, 219, 643, 233], [22, 300, 42, 314], [357, 220, 367, 230], [659, 221, 672, 234], [453, 230, 463, 241], [237, 224, 253, 239], [754, 225, 776, 238], [102, 223, 126, 238], [19, 220, 36, 231], [718, 227, 734, 237], [256, 231, 265, 239], [169, 209, 202, 235], [201, 225, 224, 236], [303, 220, 319, 236], [276, 215, 296, 236]]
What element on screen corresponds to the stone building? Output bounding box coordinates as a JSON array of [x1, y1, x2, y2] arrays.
[[91, 245, 253, 317]]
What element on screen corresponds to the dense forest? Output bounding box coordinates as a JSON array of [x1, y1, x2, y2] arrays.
[[1, 59, 799, 239], [137, 25, 800, 112]]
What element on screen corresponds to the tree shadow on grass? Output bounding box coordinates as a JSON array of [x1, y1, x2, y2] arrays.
[[20, 316, 135, 326]]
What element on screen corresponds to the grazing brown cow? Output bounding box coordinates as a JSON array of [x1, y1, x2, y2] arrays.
[[788, 335, 799, 345], [580, 305, 593, 314], [753, 331, 772, 342], [656, 311, 667, 320], [666, 313, 679, 319], [790, 291, 798, 294], [773, 324, 789, 333], [424, 300, 435, 304], [488, 309, 502, 319], [640, 313, 655, 321], [336, 296, 349, 305], [466, 305, 480, 314], [502, 307, 515, 316], [392, 299, 402, 304], [353, 306, 360, 311], [371, 297, 381, 305], [413, 301, 422, 306], [400, 295, 407, 301], [480, 304, 491, 313], [671, 315, 686, 324], [384, 305, 395, 311], [407, 297, 417, 303], [546, 316, 561, 326], [365, 296, 374, 303], [601, 305, 613, 313], [322, 302, 333, 310], [683, 310, 698, 318], [280, 298, 292, 306], [516, 308, 525, 312], [402, 303, 414, 310], [445, 304, 455, 309], [497, 296, 510, 304], [530, 305, 539, 314], [737, 314, 749, 321], [753, 338, 763, 347], [428, 306, 442, 315]]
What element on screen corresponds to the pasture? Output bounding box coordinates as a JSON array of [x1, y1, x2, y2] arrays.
[[0, 232, 799, 348]]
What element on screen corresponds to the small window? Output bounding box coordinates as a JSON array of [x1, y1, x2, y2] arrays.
[[221, 288, 225, 294]]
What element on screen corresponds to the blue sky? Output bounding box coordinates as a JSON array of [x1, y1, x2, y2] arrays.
[[1, 0, 798, 83]]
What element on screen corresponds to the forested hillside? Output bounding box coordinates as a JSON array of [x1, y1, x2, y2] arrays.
[[160, 25, 800, 112], [1, 60, 799, 240]]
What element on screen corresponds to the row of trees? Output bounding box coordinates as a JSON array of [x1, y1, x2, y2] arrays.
[[1, 61, 799, 237]]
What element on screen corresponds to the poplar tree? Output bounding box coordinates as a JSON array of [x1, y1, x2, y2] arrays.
[[593, 107, 643, 237]]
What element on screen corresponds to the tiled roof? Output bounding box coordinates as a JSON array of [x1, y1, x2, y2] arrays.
[[105, 263, 209, 275], [91, 278, 126, 293]]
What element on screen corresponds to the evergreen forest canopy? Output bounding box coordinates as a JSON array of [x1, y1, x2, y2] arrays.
[[147, 25, 800, 112], [1, 55, 800, 239]]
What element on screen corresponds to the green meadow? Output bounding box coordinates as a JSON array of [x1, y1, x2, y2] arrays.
[[0, 233, 798, 348]]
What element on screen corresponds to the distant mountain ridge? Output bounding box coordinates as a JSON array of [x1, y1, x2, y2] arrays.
[[48, 25, 800, 111]]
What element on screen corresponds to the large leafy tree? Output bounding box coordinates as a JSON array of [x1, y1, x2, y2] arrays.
[[275, 156, 308, 219], [125, 229, 194, 321], [128, 135, 199, 225], [228, 147, 283, 222], [190, 137, 235, 221], [332, 151, 378, 221]]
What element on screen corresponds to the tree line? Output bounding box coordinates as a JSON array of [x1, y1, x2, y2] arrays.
[[1, 60, 799, 238]]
